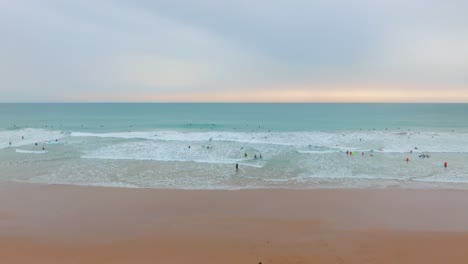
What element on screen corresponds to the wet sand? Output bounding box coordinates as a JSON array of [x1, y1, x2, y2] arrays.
[[1, 182, 468, 263]]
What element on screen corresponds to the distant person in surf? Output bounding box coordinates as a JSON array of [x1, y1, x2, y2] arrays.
[[235, 163, 239, 171]]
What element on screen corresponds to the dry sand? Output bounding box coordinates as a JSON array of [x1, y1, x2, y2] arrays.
[[1, 182, 468, 263]]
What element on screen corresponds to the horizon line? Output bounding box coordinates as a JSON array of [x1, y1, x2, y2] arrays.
[[1, 101, 468, 104]]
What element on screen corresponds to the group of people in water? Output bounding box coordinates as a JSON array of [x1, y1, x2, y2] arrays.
[[404, 147, 449, 168], [344, 145, 449, 168], [243, 152, 262, 159], [346, 150, 374, 157], [6, 136, 61, 151]]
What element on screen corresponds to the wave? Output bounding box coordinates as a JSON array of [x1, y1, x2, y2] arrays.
[[15, 149, 48, 154], [80, 141, 267, 167], [71, 130, 468, 153]]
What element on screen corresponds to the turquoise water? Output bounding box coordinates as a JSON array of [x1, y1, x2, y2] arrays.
[[1, 103, 468, 189], [1, 103, 468, 132]]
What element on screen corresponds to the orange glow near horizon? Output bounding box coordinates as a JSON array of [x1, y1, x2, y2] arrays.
[[68, 84, 468, 103]]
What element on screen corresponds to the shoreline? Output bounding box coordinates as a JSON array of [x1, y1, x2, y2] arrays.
[[2, 182, 468, 263]]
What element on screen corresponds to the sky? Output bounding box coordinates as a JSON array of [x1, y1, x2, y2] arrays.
[[1, 0, 468, 102]]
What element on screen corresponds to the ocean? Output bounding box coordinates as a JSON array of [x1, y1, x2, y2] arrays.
[[1, 103, 468, 189]]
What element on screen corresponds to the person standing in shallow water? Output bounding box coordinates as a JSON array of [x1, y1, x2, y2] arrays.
[[235, 163, 239, 171]]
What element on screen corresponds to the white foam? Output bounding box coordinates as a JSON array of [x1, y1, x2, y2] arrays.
[[81, 140, 267, 167], [0, 129, 65, 149], [15, 149, 48, 154], [71, 130, 468, 153], [297, 150, 339, 154]]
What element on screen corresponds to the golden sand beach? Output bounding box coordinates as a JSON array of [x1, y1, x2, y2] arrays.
[[1, 182, 468, 263]]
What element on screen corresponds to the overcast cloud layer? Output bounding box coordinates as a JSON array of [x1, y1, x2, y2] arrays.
[[1, 0, 468, 102]]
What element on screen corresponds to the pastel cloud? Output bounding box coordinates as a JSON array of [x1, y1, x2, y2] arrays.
[[0, 0, 467, 102]]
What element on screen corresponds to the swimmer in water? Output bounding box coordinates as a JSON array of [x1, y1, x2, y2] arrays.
[[42, 146, 45, 150], [9, 142, 11, 145], [244, 153, 248, 158], [254, 154, 257, 159], [259, 154, 262, 159]]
